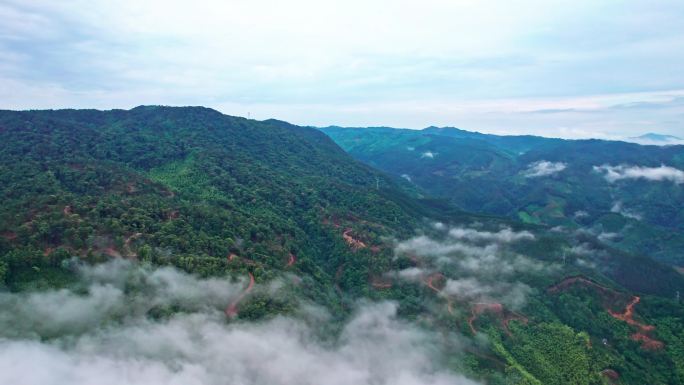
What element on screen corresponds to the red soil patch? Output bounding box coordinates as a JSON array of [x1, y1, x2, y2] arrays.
[[103, 247, 122, 258], [548, 276, 617, 297], [123, 233, 143, 257], [370, 276, 393, 289], [225, 253, 259, 266], [423, 273, 456, 315], [425, 273, 446, 293], [631, 332, 665, 351], [166, 210, 179, 220], [1, 231, 17, 241], [342, 228, 367, 250], [608, 296, 654, 331], [286, 253, 297, 267], [43, 247, 54, 257], [468, 303, 528, 336], [126, 183, 137, 194], [600, 369, 620, 385], [225, 272, 255, 318], [548, 276, 663, 350]]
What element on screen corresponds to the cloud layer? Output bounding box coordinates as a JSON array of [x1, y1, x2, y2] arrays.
[[1, 1, 684, 137], [394, 225, 553, 310], [0, 260, 479, 385], [523, 161, 567, 178], [594, 164, 684, 184]]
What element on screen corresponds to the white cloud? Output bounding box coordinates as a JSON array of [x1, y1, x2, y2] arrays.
[[594, 164, 684, 184], [0, 261, 480, 385], [610, 201, 642, 220], [396, 267, 430, 280], [421, 151, 437, 159], [394, 225, 553, 309], [1, 1, 684, 137], [573, 210, 589, 219], [447, 227, 534, 243], [523, 161, 567, 178], [443, 278, 531, 310]]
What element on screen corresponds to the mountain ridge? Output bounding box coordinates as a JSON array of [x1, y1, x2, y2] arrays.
[[1, 106, 683, 384]]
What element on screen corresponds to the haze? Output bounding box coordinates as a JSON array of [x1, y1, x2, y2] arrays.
[[1, 0, 683, 138]]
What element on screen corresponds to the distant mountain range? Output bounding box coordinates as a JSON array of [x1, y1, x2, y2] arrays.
[[322, 125, 684, 266], [628, 132, 683, 145], [1, 107, 683, 384], [633, 133, 682, 141]]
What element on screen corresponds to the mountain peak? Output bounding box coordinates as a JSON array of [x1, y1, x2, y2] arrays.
[[632, 133, 682, 142]]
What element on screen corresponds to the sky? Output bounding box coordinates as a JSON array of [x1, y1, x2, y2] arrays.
[[1, 0, 683, 139]]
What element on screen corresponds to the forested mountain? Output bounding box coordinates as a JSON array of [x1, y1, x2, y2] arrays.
[[1, 107, 683, 384], [322, 126, 684, 266]]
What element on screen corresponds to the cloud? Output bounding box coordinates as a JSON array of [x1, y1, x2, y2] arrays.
[[396, 267, 430, 280], [447, 227, 535, 243], [0, 261, 480, 385], [597, 231, 620, 243], [573, 210, 589, 219], [0, 259, 246, 339], [1, 1, 684, 138], [610, 201, 642, 220], [443, 278, 531, 310], [594, 164, 684, 184], [394, 225, 553, 309], [523, 161, 567, 177], [421, 151, 437, 159]]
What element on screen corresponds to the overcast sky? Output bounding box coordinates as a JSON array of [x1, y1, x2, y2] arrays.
[[1, 0, 683, 138]]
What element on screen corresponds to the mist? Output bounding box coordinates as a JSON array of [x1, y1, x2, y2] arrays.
[[0, 260, 480, 385], [393, 225, 556, 310], [523, 161, 567, 178], [594, 164, 684, 184]]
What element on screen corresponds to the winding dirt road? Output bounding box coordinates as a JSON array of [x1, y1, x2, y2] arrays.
[[286, 253, 296, 267], [468, 303, 528, 335], [342, 228, 366, 250], [423, 273, 455, 315], [225, 272, 255, 318], [548, 276, 663, 350]]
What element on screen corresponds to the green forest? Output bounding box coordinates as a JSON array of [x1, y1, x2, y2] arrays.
[[322, 126, 684, 266], [1, 107, 683, 384]]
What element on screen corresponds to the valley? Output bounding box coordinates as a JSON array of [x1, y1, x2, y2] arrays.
[[0, 107, 682, 384]]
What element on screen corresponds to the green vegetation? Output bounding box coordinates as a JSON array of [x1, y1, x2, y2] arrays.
[[322, 126, 684, 265], [1, 107, 683, 384]]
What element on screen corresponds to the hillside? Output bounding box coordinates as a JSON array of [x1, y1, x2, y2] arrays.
[[322, 126, 684, 266], [1, 107, 683, 384]]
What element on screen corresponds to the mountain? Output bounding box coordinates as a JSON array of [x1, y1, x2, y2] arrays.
[[628, 133, 684, 145], [1, 107, 684, 384], [633, 133, 682, 142], [322, 126, 684, 266]]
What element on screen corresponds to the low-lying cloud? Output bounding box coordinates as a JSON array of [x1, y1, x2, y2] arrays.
[[0, 260, 480, 385], [523, 161, 567, 177], [610, 201, 642, 220], [394, 225, 554, 310], [594, 164, 684, 184]]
